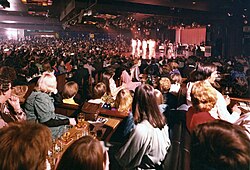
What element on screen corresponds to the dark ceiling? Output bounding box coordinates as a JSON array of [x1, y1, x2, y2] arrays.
[[0, 0, 249, 31]]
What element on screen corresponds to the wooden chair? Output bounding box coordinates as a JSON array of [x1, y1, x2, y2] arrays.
[[100, 108, 129, 119], [55, 103, 81, 117], [56, 73, 67, 93]]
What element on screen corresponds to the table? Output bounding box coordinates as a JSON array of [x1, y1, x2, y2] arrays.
[[230, 97, 250, 114], [48, 115, 122, 169], [230, 97, 250, 103]]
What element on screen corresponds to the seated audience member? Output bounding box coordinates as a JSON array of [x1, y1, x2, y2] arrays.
[[88, 82, 106, 105], [42, 61, 54, 74], [0, 121, 52, 170], [186, 62, 241, 123], [186, 81, 217, 132], [191, 120, 250, 170], [181, 56, 196, 79], [102, 69, 125, 98], [62, 81, 79, 105], [120, 68, 141, 91], [58, 59, 67, 74], [115, 84, 171, 169], [114, 88, 133, 113], [169, 72, 183, 95], [84, 59, 96, 84], [158, 77, 171, 103], [56, 135, 109, 170], [169, 61, 181, 75], [0, 67, 26, 128], [231, 75, 248, 97], [73, 62, 89, 102], [11, 85, 28, 104], [166, 73, 187, 110], [130, 58, 141, 82], [64, 57, 73, 73], [111, 88, 135, 142], [50, 59, 60, 76], [25, 72, 76, 139], [145, 58, 160, 76]]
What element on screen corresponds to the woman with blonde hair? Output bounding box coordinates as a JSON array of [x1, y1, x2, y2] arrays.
[[111, 88, 134, 143], [115, 88, 133, 113], [186, 81, 217, 132], [25, 72, 76, 139], [186, 62, 241, 123], [159, 77, 171, 93]]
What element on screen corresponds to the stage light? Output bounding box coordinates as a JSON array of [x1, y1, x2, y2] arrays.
[[5, 28, 17, 40]]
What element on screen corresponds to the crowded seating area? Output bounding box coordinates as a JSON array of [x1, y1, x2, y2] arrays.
[[0, 0, 250, 170], [0, 36, 249, 170]]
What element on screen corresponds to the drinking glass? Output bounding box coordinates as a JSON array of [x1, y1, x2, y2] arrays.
[[82, 123, 90, 136], [76, 131, 83, 140]]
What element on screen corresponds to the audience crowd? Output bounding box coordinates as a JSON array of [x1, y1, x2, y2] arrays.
[[0, 37, 249, 170]]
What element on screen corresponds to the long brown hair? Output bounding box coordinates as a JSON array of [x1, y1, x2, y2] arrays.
[[102, 70, 114, 95], [132, 84, 166, 129], [56, 136, 106, 170], [0, 122, 52, 170], [191, 120, 250, 170]]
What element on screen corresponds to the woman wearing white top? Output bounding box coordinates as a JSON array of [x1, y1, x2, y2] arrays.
[[102, 70, 125, 98], [115, 84, 170, 169], [186, 62, 241, 123]]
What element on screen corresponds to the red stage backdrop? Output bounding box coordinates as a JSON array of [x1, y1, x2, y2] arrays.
[[179, 27, 206, 45]]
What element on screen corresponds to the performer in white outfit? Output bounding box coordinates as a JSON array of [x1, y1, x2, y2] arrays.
[[137, 39, 141, 57], [131, 39, 137, 57], [142, 39, 147, 59], [148, 39, 156, 59]]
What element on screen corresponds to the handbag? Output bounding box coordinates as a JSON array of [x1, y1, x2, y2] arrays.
[[0, 103, 18, 123], [81, 102, 102, 121]]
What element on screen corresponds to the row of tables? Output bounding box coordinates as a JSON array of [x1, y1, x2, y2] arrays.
[[48, 114, 122, 169]]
